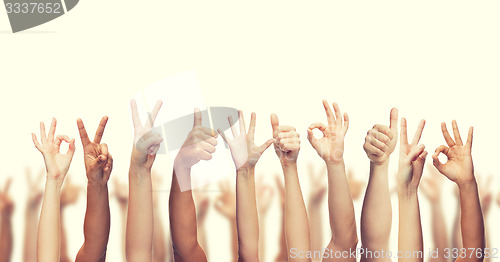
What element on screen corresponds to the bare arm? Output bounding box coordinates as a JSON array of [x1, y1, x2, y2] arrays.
[[360, 108, 398, 262], [307, 101, 357, 261], [33, 118, 76, 262], [271, 113, 310, 261], [23, 169, 43, 262], [219, 111, 274, 262], [126, 100, 163, 262], [0, 180, 14, 262], [397, 118, 426, 262], [274, 176, 288, 262], [75, 116, 113, 262], [432, 121, 484, 262]]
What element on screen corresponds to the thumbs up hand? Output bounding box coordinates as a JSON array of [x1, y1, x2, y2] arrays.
[[271, 114, 300, 166], [174, 108, 218, 171], [363, 108, 399, 165]]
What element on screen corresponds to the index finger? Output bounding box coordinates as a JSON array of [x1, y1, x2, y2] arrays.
[[411, 119, 426, 146], [322, 100, 335, 125], [130, 100, 141, 128], [3, 178, 12, 193], [389, 108, 398, 130], [77, 118, 91, 147], [94, 116, 109, 144], [400, 118, 408, 146]]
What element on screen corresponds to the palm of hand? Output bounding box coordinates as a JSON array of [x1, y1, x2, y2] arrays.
[[41, 142, 73, 179], [315, 126, 345, 162], [84, 143, 109, 183]]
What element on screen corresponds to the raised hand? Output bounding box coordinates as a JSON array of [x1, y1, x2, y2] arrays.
[[307, 100, 349, 164], [32, 118, 76, 181], [347, 169, 365, 200], [271, 114, 300, 165], [478, 175, 493, 216], [398, 118, 427, 191], [112, 178, 129, 207], [214, 180, 236, 219], [77, 116, 113, 185], [256, 178, 274, 215], [60, 177, 82, 207], [218, 111, 274, 170], [0, 178, 13, 214], [174, 108, 218, 170], [25, 168, 44, 209], [307, 164, 327, 207], [363, 108, 398, 165], [432, 120, 474, 186], [130, 99, 163, 169], [420, 165, 444, 202]]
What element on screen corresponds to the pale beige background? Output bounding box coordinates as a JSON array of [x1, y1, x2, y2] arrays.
[[1, 1, 499, 261]]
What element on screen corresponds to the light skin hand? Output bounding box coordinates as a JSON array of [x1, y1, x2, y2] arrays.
[[363, 108, 398, 165], [175, 108, 218, 172], [218, 111, 274, 170], [25, 168, 44, 209], [420, 165, 444, 202], [307, 100, 349, 165], [32, 118, 76, 182], [130, 99, 164, 170], [271, 114, 300, 165], [60, 177, 82, 207], [398, 118, 427, 191], [77, 116, 113, 185]]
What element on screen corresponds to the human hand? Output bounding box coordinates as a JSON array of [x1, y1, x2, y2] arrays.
[[363, 108, 398, 165], [256, 177, 274, 215], [307, 100, 349, 164], [194, 190, 210, 222], [307, 164, 327, 207], [274, 175, 285, 207], [60, 177, 82, 207], [271, 114, 300, 165], [25, 168, 44, 209], [0, 178, 14, 215], [477, 174, 493, 216], [77, 116, 113, 185], [174, 108, 218, 171], [214, 180, 236, 219], [398, 118, 427, 191], [420, 165, 444, 202], [130, 99, 163, 170], [32, 118, 76, 182], [112, 178, 128, 207], [347, 169, 365, 200], [218, 111, 274, 170], [432, 121, 475, 187]]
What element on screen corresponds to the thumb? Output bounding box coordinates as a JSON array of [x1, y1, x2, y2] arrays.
[[307, 128, 317, 148], [270, 114, 279, 133]]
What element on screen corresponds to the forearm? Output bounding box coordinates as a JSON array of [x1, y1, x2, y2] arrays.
[[75, 183, 110, 262], [452, 196, 462, 250], [360, 162, 392, 251], [60, 207, 71, 262], [326, 161, 357, 249], [429, 202, 448, 259], [397, 189, 423, 262], [307, 204, 323, 261], [169, 168, 205, 261], [0, 211, 13, 262], [236, 168, 260, 261], [457, 181, 485, 262], [126, 165, 154, 262], [276, 202, 288, 262], [37, 179, 63, 262], [153, 207, 167, 262], [23, 208, 39, 262], [282, 163, 310, 260]]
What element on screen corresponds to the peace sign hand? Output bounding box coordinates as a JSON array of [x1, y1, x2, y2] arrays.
[[130, 99, 163, 170], [0, 178, 14, 214], [77, 116, 113, 185], [398, 118, 427, 191], [32, 118, 76, 183], [432, 120, 475, 186]]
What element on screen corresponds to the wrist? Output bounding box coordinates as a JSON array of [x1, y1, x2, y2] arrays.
[[281, 161, 297, 169], [397, 185, 418, 198], [237, 167, 255, 176], [457, 179, 478, 192]]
